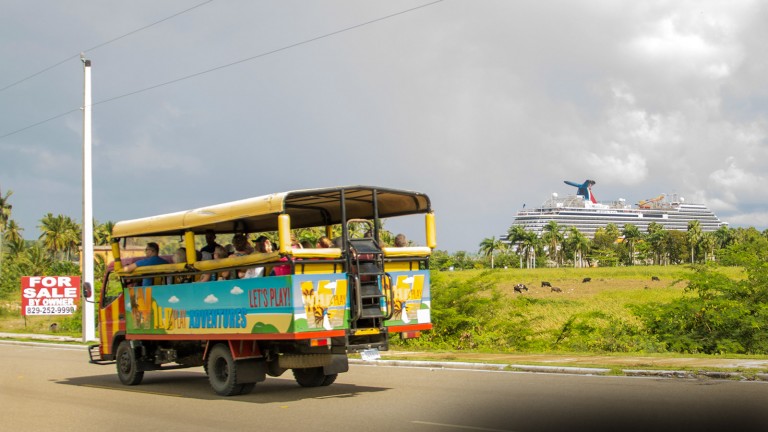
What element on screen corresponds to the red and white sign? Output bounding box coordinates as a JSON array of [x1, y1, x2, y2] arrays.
[[21, 276, 80, 316]]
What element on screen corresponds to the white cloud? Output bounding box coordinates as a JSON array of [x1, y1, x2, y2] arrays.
[[707, 157, 768, 207], [203, 294, 218, 304], [2, 1, 768, 250], [586, 151, 648, 184], [168, 296, 179, 304], [627, 6, 745, 80], [723, 211, 768, 228], [230, 286, 243, 295]]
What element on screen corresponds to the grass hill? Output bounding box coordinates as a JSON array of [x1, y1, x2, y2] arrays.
[[395, 265, 750, 354]]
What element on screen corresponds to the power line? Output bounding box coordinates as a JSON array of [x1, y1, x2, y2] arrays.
[[0, 0, 214, 93], [94, 0, 444, 106], [0, 0, 444, 140], [0, 109, 81, 139]]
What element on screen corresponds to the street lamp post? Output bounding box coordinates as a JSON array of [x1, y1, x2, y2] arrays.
[[81, 54, 96, 342]]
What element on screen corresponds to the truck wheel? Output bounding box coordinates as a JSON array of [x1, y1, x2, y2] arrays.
[[239, 383, 255, 395], [207, 344, 246, 396], [116, 340, 144, 385], [293, 367, 337, 387]]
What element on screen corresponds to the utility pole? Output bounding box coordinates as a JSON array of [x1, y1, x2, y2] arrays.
[[81, 54, 96, 342]]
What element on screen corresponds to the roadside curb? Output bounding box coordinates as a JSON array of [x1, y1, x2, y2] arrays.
[[509, 364, 610, 375], [353, 359, 613, 377], [352, 359, 768, 381], [0, 339, 86, 349], [0, 332, 83, 343]]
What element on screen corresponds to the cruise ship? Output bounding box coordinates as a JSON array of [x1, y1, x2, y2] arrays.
[[509, 179, 726, 238]]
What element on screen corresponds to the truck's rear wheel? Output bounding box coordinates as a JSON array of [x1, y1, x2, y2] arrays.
[[207, 344, 251, 396], [116, 340, 143, 385], [293, 367, 338, 387]]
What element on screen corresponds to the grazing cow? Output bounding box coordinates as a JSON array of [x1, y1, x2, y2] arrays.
[[514, 283, 528, 294], [551, 287, 562, 293], [541, 281, 551, 287], [651, 276, 660, 281], [582, 277, 591, 283]]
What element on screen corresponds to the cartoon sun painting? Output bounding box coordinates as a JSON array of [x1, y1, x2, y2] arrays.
[[392, 275, 424, 323], [301, 279, 347, 330]]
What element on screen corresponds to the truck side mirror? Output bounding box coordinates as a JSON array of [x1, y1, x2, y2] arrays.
[[83, 282, 92, 299]]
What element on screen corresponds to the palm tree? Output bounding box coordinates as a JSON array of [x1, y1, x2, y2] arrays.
[[541, 221, 564, 267], [509, 229, 539, 269], [700, 232, 716, 262], [20, 243, 53, 275], [646, 222, 666, 265], [3, 219, 23, 258], [622, 224, 643, 266], [687, 220, 702, 264], [0, 185, 12, 271], [507, 225, 535, 268], [4, 218, 22, 243], [94, 220, 115, 245], [479, 236, 505, 269], [61, 215, 81, 261], [713, 225, 732, 251], [565, 227, 590, 268], [39, 213, 68, 259]]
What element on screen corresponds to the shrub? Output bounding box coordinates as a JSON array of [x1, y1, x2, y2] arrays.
[[632, 264, 768, 354]]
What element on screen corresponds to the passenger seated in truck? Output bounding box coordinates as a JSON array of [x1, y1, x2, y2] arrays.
[[122, 242, 169, 286], [226, 234, 262, 279], [199, 245, 228, 282], [168, 247, 193, 284], [270, 236, 303, 276]]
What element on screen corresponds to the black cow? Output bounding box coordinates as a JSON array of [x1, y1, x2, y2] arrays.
[[551, 287, 562, 293], [651, 276, 660, 281], [514, 283, 528, 293], [541, 281, 551, 287], [582, 277, 591, 283]]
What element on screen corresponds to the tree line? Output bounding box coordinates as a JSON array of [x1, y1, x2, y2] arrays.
[[450, 220, 768, 271]]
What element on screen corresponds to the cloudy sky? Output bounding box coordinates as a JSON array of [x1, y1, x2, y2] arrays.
[[1, 0, 767, 252]]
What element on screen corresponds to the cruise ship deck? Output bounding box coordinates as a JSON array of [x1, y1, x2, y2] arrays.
[[509, 180, 726, 239]]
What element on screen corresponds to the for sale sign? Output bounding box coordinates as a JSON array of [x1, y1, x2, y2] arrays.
[[21, 276, 80, 316]]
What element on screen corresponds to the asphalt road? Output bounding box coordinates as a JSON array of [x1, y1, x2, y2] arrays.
[[1, 343, 767, 432]]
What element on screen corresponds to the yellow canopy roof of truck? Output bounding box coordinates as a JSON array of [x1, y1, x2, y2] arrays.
[[111, 185, 432, 238]]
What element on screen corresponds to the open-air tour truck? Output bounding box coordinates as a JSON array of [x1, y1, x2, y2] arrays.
[[88, 186, 435, 396]]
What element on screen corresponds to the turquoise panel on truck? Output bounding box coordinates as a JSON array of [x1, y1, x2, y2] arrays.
[[123, 273, 350, 337]]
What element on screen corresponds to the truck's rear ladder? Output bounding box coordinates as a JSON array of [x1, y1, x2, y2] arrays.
[[347, 238, 391, 351]]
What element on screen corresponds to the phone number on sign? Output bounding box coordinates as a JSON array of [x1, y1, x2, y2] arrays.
[[25, 306, 77, 315]]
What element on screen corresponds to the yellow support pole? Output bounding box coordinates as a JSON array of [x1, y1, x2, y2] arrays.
[[425, 212, 437, 249], [110, 239, 122, 272], [278, 214, 291, 254], [184, 231, 197, 264]]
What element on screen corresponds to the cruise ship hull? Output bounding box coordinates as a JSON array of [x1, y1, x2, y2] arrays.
[[512, 201, 725, 238], [510, 179, 726, 238]]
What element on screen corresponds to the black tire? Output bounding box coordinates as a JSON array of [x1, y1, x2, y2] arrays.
[[116, 340, 144, 386], [207, 344, 246, 396], [293, 367, 337, 387], [321, 373, 338, 386], [239, 383, 256, 395]]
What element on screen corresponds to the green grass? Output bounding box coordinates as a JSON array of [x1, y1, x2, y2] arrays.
[[395, 265, 753, 354]]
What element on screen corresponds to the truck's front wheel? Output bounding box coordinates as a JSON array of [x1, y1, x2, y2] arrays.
[[116, 340, 143, 385], [208, 344, 251, 396]]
